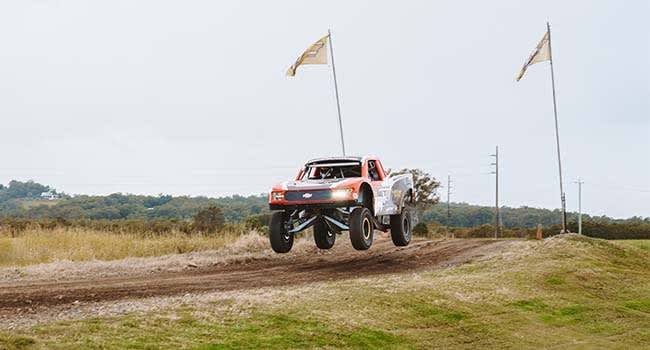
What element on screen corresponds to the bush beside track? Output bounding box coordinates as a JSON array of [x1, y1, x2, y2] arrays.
[[2, 216, 649, 240], [413, 222, 650, 240]]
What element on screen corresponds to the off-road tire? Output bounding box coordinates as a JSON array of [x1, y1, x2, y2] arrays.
[[313, 219, 335, 249], [390, 208, 412, 246], [349, 207, 374, 250], [269, 211, 293, 253]]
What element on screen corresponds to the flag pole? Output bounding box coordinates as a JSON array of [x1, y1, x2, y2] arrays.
[[328, 29, 346, 156], [547, 21, 568, 233]]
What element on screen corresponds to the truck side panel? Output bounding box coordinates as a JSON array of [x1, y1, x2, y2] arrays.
[[374, 174, 413, 216]]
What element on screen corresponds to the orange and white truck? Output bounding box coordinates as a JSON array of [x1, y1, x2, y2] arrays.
[[268, 156, 417, 253]]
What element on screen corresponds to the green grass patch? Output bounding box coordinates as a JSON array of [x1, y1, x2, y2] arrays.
[[616, 240, 650, 251], [410, 303, 467, 323], [512, 299, 548, 312], [512, 300, 592, 325], [15, 312, 410, 350], [194, 313, 407, 350], [539, 305, 591, 325], [622, 299, 650, 313], [0, 335, 36, 350], [544, 275, 565, 286]]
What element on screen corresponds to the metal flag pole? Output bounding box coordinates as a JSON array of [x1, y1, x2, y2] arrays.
[[328, 29, 346, 156], [547, 22, 568, 233]]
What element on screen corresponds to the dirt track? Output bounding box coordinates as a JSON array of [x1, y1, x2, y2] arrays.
[[0, 237, 500, 321]]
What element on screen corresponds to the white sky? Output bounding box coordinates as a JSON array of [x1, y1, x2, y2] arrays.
[[0, 0, 648, 218]]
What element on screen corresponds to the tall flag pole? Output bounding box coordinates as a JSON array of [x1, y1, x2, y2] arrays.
[[516, 22, 568, 233], [328, 29, 346, 156], [547, 22, 568, 233], [286, 31, 346, 156]]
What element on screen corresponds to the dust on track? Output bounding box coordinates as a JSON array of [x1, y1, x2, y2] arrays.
[[0, 237, 501, 319]]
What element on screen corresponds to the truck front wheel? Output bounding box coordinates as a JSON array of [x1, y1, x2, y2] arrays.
[[270, 211, 293, 253], [349, 207, 374, 250]]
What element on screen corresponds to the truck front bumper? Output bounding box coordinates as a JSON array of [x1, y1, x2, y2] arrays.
[[269, 200, 358, 212]]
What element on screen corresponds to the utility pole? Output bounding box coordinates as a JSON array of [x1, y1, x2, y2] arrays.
[[490, 146, 499, 239], [446, 174, 453, 238], [574, 178, 584, 235]]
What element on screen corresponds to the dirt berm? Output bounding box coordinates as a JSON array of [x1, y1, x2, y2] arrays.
[[0, 236, 502, 321]]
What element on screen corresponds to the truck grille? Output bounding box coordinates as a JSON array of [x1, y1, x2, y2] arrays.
[[284, 190, 332, 201]]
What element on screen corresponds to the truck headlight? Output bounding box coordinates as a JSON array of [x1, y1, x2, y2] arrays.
[[271, 192, 285, 201], [331, 189, 352, 200]]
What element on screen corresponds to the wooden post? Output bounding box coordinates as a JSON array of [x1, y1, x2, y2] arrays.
[[536, 224, 543, 240]]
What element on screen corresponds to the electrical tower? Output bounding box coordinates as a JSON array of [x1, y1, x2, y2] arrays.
[[490, 146, 499, 239]]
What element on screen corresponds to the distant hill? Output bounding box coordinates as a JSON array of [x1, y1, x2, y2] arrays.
[[0, 180, 265, 222], [0, 180, 61, 202], [1, 180, 647, 226]]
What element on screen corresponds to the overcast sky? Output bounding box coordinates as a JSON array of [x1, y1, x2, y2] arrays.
[[0, 1, 648, 218]]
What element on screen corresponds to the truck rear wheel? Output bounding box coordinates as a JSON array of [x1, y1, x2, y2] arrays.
[[390, 208, 412, 246], [313, 219, 335, 249], [349, 207, 374, 250], [269, 211, 293, 253]]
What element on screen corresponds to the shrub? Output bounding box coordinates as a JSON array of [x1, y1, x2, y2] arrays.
[[245, 213, 271, 231], [413, 222, 429, 235], [192, 206, 225, 233], [466, 224, 495, 238]]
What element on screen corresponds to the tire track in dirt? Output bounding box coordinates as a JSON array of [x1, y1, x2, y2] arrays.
[[0, 238, 500, 316]]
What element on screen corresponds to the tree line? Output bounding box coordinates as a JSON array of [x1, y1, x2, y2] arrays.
[[1, 180, 647, 235], [421, 202, 649, 228], [1, 206, 229, 237], [0, 181, 265, 222]]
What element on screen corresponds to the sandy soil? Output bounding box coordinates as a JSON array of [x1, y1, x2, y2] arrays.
[[0, 234, 505, 329]]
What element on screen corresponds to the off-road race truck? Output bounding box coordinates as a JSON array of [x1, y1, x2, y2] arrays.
[[268, 156, 417, 253]]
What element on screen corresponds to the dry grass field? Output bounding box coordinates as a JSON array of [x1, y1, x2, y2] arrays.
[[0, 228, 242, 267]]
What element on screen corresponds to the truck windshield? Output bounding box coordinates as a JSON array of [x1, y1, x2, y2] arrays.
[[302, 163, 361, 180]]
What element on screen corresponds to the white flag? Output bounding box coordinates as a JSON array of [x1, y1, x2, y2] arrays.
[[286, 35, 329, 77], [516, 30, 551, 81]]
